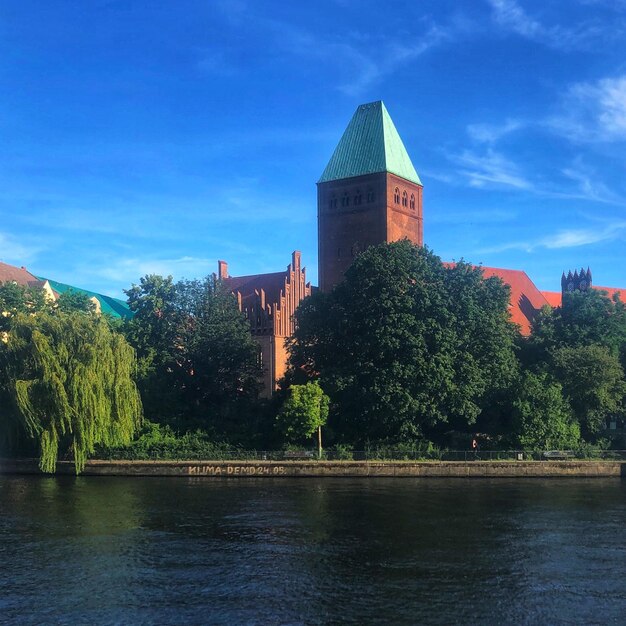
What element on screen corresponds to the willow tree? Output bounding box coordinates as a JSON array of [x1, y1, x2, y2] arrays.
[[0, 312, 142, 473]]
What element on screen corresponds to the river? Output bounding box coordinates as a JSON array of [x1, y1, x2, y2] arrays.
[[1, 476, 624, 624]]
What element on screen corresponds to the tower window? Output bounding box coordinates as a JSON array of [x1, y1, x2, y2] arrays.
[[394, 188, 400, 204], [354, 189, 362, 205], [342, 192, 350, 207], [367, 189, 375, 202], [402, 191, 408, 207], [410, 194, 415, 210], [329, 195, 337, 209]]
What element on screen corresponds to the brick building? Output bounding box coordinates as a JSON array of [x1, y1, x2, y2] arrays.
[[220, 101, 625, 395], [219, 252, 312, 396], [317, 101, 423, 292]]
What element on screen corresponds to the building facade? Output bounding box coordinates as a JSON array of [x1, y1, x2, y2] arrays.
[[317, 101, 423, 292], [220, 251, 312, 396], [220, 100, 625, 395]]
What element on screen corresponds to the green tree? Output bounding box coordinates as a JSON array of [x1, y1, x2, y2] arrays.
[[523, 290, 626, 443], [123, 274, 261, 438], [56, 289, 97, 314], [0, 282, 48, 331], [510, 371, 580, 450], [123, 274, 186, 422], [276, 381, 329, 456], [0, 312, 142, 473], [526, 289, 626, 366], [550, 344, 626, 440], [177, 276, 261, 435], [288, 241, 518, 445]]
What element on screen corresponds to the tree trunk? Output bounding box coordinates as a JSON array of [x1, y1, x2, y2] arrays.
[[317, 425, 322, 459]]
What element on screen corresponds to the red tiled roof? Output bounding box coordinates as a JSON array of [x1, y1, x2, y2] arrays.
[[224, 271, 288, 307], [595, 286, 625, 301], [541, 286, 625, 308], [541, 291, 562, 307], [442, 262, 549, 335], [0, 261, 39, 287], [479, 266, 550, 335]]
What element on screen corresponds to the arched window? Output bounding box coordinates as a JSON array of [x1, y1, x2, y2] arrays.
[[402, 191, 408, 207], [410, 194, 415, 210], [342, 192, 350, 207], [354, 189, 362, 205], [329, 195, 337, 209], [394, 187, 400, 204], [367, 189, 375, 202]]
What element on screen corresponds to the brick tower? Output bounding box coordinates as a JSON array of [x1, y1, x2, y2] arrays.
[[317, 101, 423, 292]]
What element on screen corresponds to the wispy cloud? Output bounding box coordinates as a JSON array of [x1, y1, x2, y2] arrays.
[[337, 26, 449, 95], [487, 0, 603, 50], [209, 2, 458, 96], [560, 161, 623, 204], [548, 75, 626, 143], [0, 231, 43, 265], [449, 123, 626, 205], [451, 149, 531, 190], [467, 119, 523, 143], [276, 21, 450, 96], [93, 256, 218, 289], [430, 208, 518, 225], [478, 220, 626, 254]]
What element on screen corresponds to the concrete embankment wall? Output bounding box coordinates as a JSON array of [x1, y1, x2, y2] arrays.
[[1, 459, 624, 478]]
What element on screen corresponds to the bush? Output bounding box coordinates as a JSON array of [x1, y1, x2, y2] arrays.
[[96, 421, 244, 460]]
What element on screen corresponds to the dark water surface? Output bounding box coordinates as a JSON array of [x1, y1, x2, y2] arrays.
[[0, 476, 624, 625]]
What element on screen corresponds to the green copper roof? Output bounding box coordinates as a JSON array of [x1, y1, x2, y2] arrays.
[[318, 101, 421, 185], [38, 277, 134, 320]]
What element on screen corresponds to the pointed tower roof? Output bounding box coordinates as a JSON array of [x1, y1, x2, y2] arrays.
[[318, 101, 421, 185]]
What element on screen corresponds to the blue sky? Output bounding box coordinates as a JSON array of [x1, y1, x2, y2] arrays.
[[1, 0, 626, 297]]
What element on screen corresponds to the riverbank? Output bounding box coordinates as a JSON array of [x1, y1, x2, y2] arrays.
[[1, 458, 624, 477]]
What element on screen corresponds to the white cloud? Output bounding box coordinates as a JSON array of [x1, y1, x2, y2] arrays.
[[430, 208, 518, 225], [560, 162, 623, 204], [487, 0, 607, 50], [216, 7, 456, 96], [551, 75, 626, 143], [96, 255, 217, 285], [467, 119, 523, 143], [337, 25, 449, 95], [479, 221, 626, 254], [452, 149, 530, 190], [488, 0, 545, 39], [0, 231, 42, 265], [280, 23, 450, 96]]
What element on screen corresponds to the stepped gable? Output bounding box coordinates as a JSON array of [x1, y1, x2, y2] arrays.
[[224, 271, 288, 313], [220, 251, 312, 397], [319, 100, 421, 185], [222, 251, 312, 338]]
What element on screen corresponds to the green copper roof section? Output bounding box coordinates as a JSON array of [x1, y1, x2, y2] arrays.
[[38, 277, 134, 320], [318, 101, 421, 185]]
